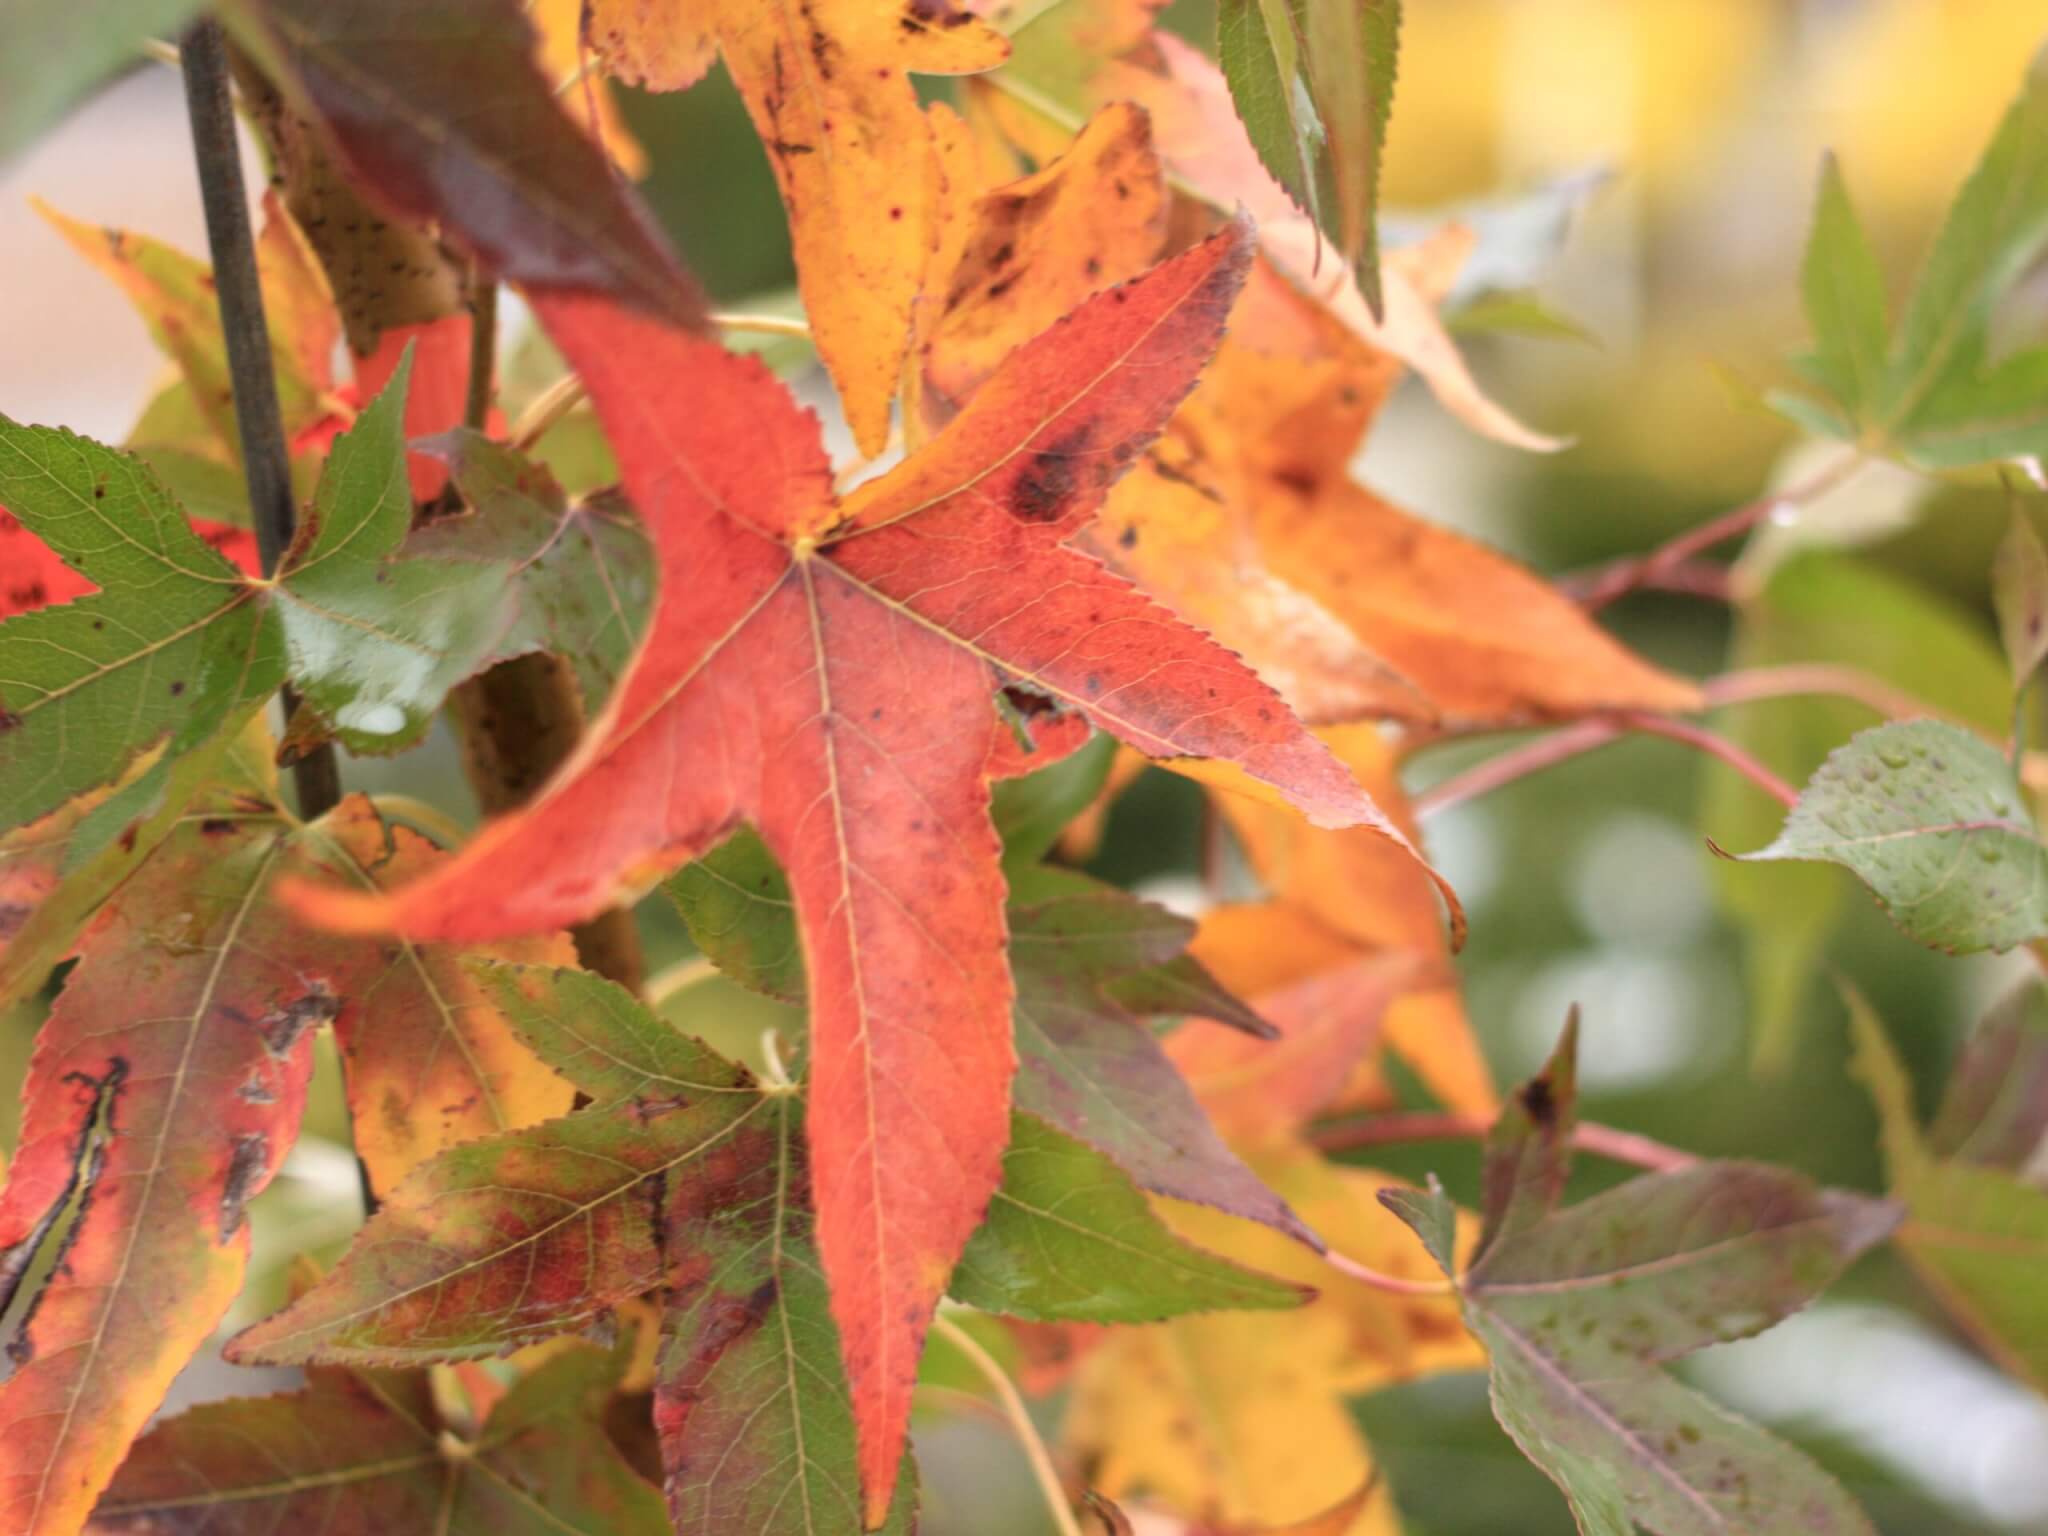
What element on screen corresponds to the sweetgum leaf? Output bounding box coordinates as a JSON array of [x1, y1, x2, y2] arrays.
[[951, 1111, 1309, 1323], [586, 0, 1010, 455], [87, 1343, 668, 1534], [0, 423, 283, 832], [285, 226, 1424, 1524], [230, 0, 702, 328], [668, 824, 1312, 1247], [1734, 719, 2048, 954], [1383, 1025, 1897, 1536], [232, 962, 915, 1535], [0, 791, 526, 1535], [1849, 986, 2048, 1392]]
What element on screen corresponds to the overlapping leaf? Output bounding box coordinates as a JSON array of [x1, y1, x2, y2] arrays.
[[1849, 985, 2048, 1393], [86, 1342, 668, 1534], [1382, 1021, 1897, 1535], [0, 1, 205, 162], [585, 0, 1010, 454], [229, 0, 702, 329], [0, 786, 551, 1535], [282, 225, 1432, 1522], [234, 964, 1290, 1534]]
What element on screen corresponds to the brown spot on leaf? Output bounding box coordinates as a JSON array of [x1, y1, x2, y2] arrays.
[[218, 1133, 269, 1240]]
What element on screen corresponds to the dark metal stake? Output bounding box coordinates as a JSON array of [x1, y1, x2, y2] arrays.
[[180, 19, 342, 820]]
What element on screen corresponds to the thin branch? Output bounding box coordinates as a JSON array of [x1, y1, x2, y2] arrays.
[[182, 20, 342, 820], [1565, 451, 1866, 611], [510, 373, 587, 451], [931, 1313, 1085, 1536], [712, 311, 812, 339], [1322, 1249, 1456, 1297], [1702, 664, 1946, 723], [1414, 710, 1797, 820], [1311, 1110, 1699, 1174], [1615, 711, 1797, 808]]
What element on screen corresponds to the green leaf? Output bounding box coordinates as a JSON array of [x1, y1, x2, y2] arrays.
[[1444, 290, 1598, 346], [1879, 48, 2048, 447], [1994, 506, 2048, 691], [1401, 1029, 1896, 1535], [1848, 986, 2048, 1393], [1927, 979, 2048, 1167], [1375, 1174, 1456, 1277], [1735, 719, 2048, 954], [1795, 155, 1889, 419], [88, 1344, 669, 1534], [991, 730, 1115, 873], [229, 964, 913, 1536], [1705, 553, 2013, 1062], [415, 431, 654, 714], [667, 828, 1313, 1247], [275, 353, 519, 755], [1216, 0, 1401, 318], [0, 422, 283, 833], [1217, 1, 1326, 250], [950, 1112, 1307, 1323], [0, 1, 205, 163]]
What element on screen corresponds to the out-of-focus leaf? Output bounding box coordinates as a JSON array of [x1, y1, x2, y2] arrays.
[[1849, 986, 2048, 1393], [229, 0, 702, 327], [87, 1342, 669, 1534], [1995, 507, 2048, 691], [1383, 1023, 1896, 1536], [1443, 289, 1598, 345], [0, 1, 204, 163], [35, 196, 342, 459], [1734, 719, 2048, 954], [1793, 155, 1889, 420], [1775, 49, 2048, 466], [1928, 980, 2048, 1168], [1381, 167, 1606, 311], [1065, 1146, 1475, 1533], [951, 1112, 1308, 1322]]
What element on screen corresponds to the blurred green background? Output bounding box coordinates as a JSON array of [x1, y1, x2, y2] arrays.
[[4, 0, 2048, 1531]]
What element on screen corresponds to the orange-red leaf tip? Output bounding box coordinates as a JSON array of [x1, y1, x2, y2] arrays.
[[274, 875, 402, 937]]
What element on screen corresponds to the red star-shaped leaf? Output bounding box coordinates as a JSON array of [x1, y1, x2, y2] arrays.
[[292, 220, 1442, 1524]]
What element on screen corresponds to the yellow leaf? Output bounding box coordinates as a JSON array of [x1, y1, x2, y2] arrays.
[[1066, 1147, 1478, 1532], [597, 1, 1010, 455], [533, 0, 650, 178]]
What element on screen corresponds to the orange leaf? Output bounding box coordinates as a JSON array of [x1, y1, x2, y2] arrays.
[[307, 799, 577, 1194], [918, 101, 1168, 428], [591, 0, 1011, 455], [289, 225, 1430, 1525]]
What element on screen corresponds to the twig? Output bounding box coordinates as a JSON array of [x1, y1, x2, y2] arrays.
[[712, 311, 812, 339], [510, 373, 588, 451], [1323, 1249, 1456, 1297], [931, 1313, 1085, 1536], [1565, 451, 1866, 611], [1311, 1110, 1699, 1174], [1702, 664, 1947, 723], [181, 20, 342, 821], [1414, 710, 1797, 820], [1615, 711, 1797, 807]]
